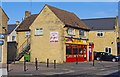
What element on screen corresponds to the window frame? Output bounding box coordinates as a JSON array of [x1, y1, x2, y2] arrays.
[[96, 32, 104, 37], [79, 29, 85, 36], [67, 28, 75, 36], [12, 36, 16, 41], [35, 28, 43, 36], [105, 47, 112, 54], [25, 31, 31, 38]]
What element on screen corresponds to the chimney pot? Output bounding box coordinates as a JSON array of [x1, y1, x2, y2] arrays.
[[16, 21, 20, 25], [25, 11, 31, 18]]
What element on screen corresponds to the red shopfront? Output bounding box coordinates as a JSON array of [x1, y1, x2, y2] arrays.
[[66, 44, 87, 62], [65, 37, 89, 62]]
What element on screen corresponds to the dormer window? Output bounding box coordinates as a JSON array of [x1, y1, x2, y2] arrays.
[[67, 28, 75, 36], [79, 29, 85, 36]]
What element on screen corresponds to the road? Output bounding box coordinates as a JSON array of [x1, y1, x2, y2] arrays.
[[5, 61, 120, 77]]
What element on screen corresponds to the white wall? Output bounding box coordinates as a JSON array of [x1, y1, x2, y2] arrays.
[[7, 25, 19, 42]]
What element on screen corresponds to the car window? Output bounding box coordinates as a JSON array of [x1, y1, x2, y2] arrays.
[[102, 53, 105, 55]]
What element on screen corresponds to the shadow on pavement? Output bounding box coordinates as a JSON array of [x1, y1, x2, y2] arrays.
[[103, 70, 120, 77]]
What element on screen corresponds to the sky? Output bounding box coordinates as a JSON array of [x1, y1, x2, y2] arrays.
[[1, 2, 118, 24]]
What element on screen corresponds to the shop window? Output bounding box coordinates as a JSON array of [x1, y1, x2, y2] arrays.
[[35, 28, 43, 36], [79, 29, 85, 36], [83, 47, 87, 58], [66, 47, 72, 55], [67, 28, 75, 35], [25, 31, 30, 38], [79, 48, 83, 54], [97, 32, 104, 37], [105, 47, 112, 54], [73, 48, 78, 54]]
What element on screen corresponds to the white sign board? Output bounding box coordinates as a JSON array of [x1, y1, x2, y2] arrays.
[[50, 32, 58, 42], [0, 34, 5, 39]]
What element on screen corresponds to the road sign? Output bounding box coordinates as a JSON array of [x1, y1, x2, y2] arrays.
[[0, 40, 4, 45], [0, 34, 5, 39]]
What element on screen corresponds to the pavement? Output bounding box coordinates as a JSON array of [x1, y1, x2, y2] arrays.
[[2, 61, 120, 77]]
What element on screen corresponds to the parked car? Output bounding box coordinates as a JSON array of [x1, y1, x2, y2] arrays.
[[94, 52, 120, 62]]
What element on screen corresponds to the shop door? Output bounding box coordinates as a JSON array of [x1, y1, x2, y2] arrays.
[[66, 45, 73, 62], [77, 45, 86, 61]]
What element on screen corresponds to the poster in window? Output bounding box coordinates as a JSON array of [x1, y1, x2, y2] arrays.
[[50, 32, 58, 42]]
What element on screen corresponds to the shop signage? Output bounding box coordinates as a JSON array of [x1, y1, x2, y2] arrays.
[[0, 34, 5, 39], [0, 40, 4, 45], [65, 38, 88, 45], [50, 32, 58, 42]]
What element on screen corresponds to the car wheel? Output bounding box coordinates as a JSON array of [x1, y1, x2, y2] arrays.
[[112, 58, 116, 62], [96, 57, 100, 61]]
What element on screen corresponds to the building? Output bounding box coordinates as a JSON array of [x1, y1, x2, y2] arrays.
[[7, 22, 19, 63], [0, 6, 9, 63], [82, 17, 120, 56], [16, 4, 92, 63], [7, 21, 19, 42]]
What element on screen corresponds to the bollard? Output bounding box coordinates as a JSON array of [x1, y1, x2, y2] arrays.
[[7, 63, 9, 72], [76, 55, 78, 64], [93, 59, 94, 66], [13, 60, 15, 64], [24, 60, 26, 71], [93, 52, 95, 66], [35, 58, 38, 70], [54, 60, 56, 69], [47, 59, 49, 68]]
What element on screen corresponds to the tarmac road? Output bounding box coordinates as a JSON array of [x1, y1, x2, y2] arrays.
[[5, 61, 120, 77]]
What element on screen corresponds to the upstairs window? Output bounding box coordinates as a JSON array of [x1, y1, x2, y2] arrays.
[[25, 31, 30, 38], [97, 32, 104, 37], [35, 28, 43, 36], [67, 28, 75, 35], [12, 36, 16, 41], [79, 29, 85, 36]]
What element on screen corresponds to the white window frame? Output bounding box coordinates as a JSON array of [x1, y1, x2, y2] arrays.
[[12, 36, 16, 41], [105, 47, 112, 54], [96, 31, 104, 37], [25, 31, 30, 38], [79, 29, 86, 36], [67, 28, 75, 36], [35, 28, 43, 36]]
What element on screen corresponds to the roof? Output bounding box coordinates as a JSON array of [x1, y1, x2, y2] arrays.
[[8, 24, 18, 34], [82, 17, 116, 30], [46, 5, 90, 30], [16, 4, 90, 32], [16, 14, 38, 31]]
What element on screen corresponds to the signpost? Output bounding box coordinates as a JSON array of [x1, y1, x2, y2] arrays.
[[0, 34, 5, 39], [0, 34, 7, 76], [0, 40, 4, 45]]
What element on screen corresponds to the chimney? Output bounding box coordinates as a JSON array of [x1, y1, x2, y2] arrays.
[[16, 21, 20, 25], [25, 11, 31, 18]]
